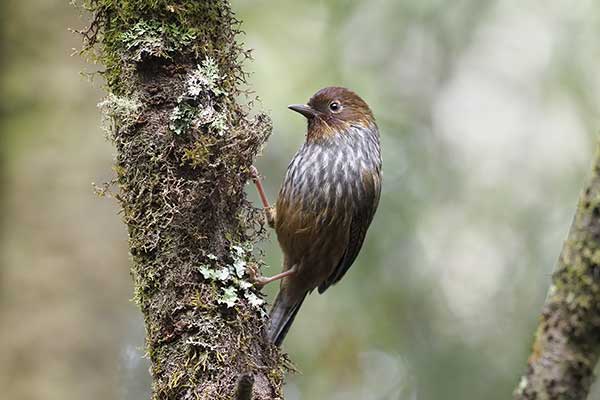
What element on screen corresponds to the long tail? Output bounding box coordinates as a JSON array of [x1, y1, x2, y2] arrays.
[[267, 290, 307, 346]]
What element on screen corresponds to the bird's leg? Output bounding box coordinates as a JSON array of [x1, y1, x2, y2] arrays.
[[249, 166, 276, 228], [247, 166, 288, 287], [247, 264, 296, 288]]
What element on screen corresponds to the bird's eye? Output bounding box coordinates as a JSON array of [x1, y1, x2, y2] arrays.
[[329, 101, 341, 112]]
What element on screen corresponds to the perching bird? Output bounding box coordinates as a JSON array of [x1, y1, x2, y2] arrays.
[[250, 86, 382, 346]]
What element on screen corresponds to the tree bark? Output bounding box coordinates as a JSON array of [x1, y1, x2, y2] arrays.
[[515, 146, 600, 400], [81, 1, 283, 399]]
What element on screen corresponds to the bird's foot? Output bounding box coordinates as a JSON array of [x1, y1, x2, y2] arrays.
[[247, 263, 269, 288], [264, 207, 276, 228], [247, 264, 296, 288]]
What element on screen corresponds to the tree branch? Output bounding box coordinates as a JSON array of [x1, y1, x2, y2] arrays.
[[81, 1, 285, 398], [515, 145, 600, 399]]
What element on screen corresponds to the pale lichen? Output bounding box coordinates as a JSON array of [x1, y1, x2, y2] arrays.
[[187, 59, 226, 97], [97, 93, 142, 137], [198, 243, 265, 310], [169, 58, 229, 136]]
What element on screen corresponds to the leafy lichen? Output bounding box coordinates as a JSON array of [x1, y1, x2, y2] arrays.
[[169, 102, 197, 136], [169, 58, 229, 137], [187, 59, 226, 97], [198, 243, 266, 310]]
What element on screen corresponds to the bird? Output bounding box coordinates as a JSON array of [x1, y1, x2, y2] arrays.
[[249, 86, 382, 346]]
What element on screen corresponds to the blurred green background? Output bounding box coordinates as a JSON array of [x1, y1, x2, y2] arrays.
[[2, 0, 600, 399]]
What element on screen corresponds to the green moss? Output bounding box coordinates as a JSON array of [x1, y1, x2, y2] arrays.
[[79, 0, 246, 95], [181, 140, 211, 168]]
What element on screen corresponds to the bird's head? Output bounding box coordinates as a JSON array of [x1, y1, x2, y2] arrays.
[[288, 87, 375, 141]]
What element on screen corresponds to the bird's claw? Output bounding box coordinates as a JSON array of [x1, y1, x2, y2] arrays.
[[265, 207, 276, 228], [247, 263, 267, 288], [249, 165, 259, 180]]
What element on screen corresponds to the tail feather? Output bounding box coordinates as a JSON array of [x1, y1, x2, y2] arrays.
[[267, 291, 307, 346]]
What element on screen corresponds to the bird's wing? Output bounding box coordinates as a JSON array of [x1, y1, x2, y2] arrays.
[[318, 170, 381, 294]]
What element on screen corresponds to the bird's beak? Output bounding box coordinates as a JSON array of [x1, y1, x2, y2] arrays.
[[288, 104, 317, 119]]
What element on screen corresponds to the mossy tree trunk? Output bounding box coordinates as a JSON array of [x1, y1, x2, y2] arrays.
[[80, 2, 283, 399], [515, 146, 600, 400]]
